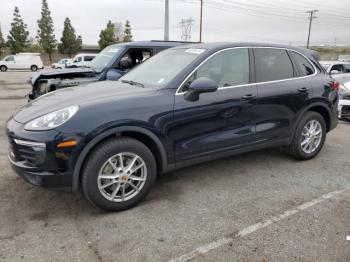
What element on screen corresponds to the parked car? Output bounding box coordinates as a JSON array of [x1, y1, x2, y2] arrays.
[[338, 82, 350, 121], [320, 61, 350, 74], [7, 43, 338, 211], [51, 58, 71, 69], [66, 53, 98, 68], [0, 53, 43, 72], [27, 41, 187, 100], [338, 55, 350, 62]]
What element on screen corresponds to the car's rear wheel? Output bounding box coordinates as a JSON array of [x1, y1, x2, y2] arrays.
[[82, 137, 157, 211], [0, 65, 7, 72], [30, 65, 38, 72], [289, 111, 326, 160]]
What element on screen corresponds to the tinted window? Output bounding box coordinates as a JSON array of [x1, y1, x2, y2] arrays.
[[182, 48, 249, 91], [254, 48, 294, 82], [344, 64, 350, 73], [84, 56, 95, 61], [331, 64, 344, 73], [291, 52, 314, 76]]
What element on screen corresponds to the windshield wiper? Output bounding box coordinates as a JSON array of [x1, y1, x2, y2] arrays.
[[121, 79, 144, 88]]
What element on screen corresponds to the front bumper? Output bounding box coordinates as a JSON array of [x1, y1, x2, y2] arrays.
[[9, 155, 72, 190], [6, 118, 78, 191]]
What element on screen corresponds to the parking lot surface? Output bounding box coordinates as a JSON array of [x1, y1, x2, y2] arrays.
[[0, 71, 349, 262]]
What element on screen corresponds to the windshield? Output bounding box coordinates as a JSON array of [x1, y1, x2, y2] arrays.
[[119, 48, 205, 87], [90, 46, 121, 72]]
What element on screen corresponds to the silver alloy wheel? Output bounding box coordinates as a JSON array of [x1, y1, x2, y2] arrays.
[[300, 119, 323, 154], [97, 152, 147, 202]]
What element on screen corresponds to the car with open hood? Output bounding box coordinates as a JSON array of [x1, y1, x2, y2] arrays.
[[27, 41, 186, 100]]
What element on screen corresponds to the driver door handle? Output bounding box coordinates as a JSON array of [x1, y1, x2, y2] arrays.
[[298, 87, 310, 92], [241, 94, 256, 100]]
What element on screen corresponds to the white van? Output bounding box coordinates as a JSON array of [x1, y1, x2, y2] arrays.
[[66, 53, 98, 68], [0, 53, 43, 72]]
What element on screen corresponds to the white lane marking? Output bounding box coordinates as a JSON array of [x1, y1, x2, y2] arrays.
[[170, 186, 350, 262]]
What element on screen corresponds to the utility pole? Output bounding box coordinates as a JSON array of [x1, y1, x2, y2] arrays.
[[199, 0, 203, 42], [164, 0, 169, 41], [306, 10, 318, 48]]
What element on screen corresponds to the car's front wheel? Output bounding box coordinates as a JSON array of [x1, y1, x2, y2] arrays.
[[82, 137, 157, 211], [289, 111, 326, 160]]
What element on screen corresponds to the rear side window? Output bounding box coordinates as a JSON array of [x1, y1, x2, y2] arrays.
[[291, 52, 315, 76], [254, 48, 294, 82], [84, 56, 95, 61], [344, 64, 350, 73]]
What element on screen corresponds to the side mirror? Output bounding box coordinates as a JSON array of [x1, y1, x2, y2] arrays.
[[184, 77, 218, 102], [330, 70, 340, 75]]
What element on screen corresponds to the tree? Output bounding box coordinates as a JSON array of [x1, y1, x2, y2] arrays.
[[7, 6, 29, 54], [0, 24, 6, 55], [58, 18, 82, 57], [123, 20, 133, 42], [37, 0, 56, 62], [98, 20, 116, 50]]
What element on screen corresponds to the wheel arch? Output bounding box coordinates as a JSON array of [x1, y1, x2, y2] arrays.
[[72, 126, 168, 192], [292, 101, 331, 142]]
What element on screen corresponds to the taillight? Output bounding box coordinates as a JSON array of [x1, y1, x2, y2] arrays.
[[331, 80, 340, 91]]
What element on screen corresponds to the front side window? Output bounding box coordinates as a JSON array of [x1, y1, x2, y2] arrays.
[[291, 52, 315, 76], [254, 48, 294, 82], [5, 56, 14, 62], [74, 56, 82, 62], [181, 48, 250, 92]]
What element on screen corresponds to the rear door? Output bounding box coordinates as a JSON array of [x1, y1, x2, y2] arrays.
[[253, 48, 314, 141], [172, 48, 258, 162]]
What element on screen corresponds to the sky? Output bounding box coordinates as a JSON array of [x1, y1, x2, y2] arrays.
[[0, 0, 349, 46]]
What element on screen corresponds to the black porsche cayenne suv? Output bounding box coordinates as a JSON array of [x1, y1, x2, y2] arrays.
[[6, 43, 338, 211]]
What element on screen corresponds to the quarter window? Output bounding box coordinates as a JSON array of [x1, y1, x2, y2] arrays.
[[291, 52, 315, 76], [182, 48, 249, 92], [254, 48, 294, 82]]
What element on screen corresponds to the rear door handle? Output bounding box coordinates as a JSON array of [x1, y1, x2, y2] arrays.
[[241, 94, 256, 100], [298, 87, 310, 92]]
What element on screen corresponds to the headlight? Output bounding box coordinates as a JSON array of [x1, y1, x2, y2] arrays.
[[24, 106, 79, 131]]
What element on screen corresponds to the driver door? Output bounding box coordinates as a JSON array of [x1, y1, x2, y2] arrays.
[[171, 48, 258, 162]]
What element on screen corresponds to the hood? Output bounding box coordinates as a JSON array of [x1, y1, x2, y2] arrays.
[[13, 81, 156, 123], [30, 67, 95, 85]]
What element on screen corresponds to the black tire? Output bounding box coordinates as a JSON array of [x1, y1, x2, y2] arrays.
[[82, 137, 157, 211], [30, 65, 38, 72], [289, 111, 327, 160], [0, 65, 7, 72]]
